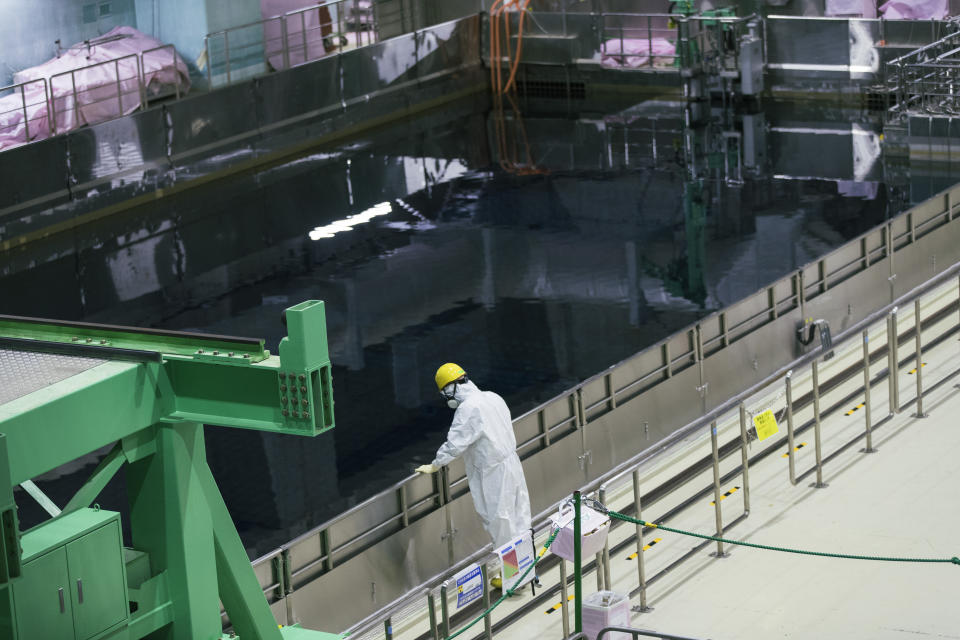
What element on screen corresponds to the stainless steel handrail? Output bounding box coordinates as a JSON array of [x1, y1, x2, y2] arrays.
[[0, 78, 51, 144], [249, 183, 960, 616]]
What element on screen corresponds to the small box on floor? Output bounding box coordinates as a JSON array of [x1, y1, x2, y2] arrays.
[[582, 590, 631, 640]]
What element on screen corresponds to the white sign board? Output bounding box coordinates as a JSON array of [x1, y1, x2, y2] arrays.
[[454, 564, 484, 609], [496, 530, 535, 592]]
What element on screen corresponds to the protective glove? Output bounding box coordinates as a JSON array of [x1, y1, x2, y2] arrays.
[[415, 464, 440, 474]]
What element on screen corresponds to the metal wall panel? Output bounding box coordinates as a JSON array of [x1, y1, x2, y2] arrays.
[[893, 216, 960, 297], [289, 507, 451, 632], [166, 84, 261, 166], [256, 56, 342, 128], [0, 136, 69, 228]]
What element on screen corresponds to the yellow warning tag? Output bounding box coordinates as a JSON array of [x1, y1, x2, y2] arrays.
[[752, 409, 779, 441]]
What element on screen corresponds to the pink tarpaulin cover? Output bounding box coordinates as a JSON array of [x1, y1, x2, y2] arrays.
[[880, 0, 948, 20], [261, 0, 335, 69], [601, 38, 676, 69], [0, 26, 189, 151]]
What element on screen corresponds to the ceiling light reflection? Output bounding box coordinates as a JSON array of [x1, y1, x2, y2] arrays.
[[308, 201, 393, 240]]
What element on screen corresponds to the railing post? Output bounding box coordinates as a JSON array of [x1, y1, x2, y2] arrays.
[[427, 592, 439, 640], [631, 469, 650, 612], [738, 402, 750, 514], [203, 36, 212, 88], [811, 360, 827, 489], [709, 421, 726, 557], [599, 485, 611, 591], [785, 371, 796, 485], [384, 616, 393, 640], [574, 490, 583, 634], [282, 16, 291, 70], [224, 29, 232, 85], [862, 329, 876, 453], [914, 299, 927, 418], [115, 59, 123, 116], [440, 582, 450, 638], [480, 562, 493, 640], [888, 307, 900, 414], [559, 558, 571, 638]]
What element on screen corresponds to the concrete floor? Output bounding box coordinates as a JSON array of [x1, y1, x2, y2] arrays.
[[366, 280, 960, 640]]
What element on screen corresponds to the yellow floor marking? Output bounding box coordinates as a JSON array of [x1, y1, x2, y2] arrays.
[[710, 486, 740, 506], [544, 594, 576, 614], [845, 403, 866, 416], [908, 363, 927, 375], [625, 538, 663, 560], [782, 442, 808, 458]]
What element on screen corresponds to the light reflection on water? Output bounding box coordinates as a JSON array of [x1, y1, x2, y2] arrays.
[[3, 99, 897, 555]]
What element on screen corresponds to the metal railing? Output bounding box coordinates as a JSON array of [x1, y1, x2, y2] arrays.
[[568, 627, 708, 640], [886, 29, 960, 120], [0, 79, 50, 148], [599, 14, 678, 70], [238, 182, 960, 637], [0, 45, 184, 147], [204, 0, 379, 88], [49, 53, 144, 134], [362, 248, 960, 640]]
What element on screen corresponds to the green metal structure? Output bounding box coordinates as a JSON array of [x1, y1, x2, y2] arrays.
[[0, 300, 339, 640]]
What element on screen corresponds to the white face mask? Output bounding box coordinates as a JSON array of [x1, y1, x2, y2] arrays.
[[442, 382, 460, 409]]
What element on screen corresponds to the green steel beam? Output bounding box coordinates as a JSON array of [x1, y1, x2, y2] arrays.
[[61, 443, 126, 517], [0, 301, 338, 639], [127, 422, 222, 640], [199, 456, 282, 640], [0, 300, 335, 483]]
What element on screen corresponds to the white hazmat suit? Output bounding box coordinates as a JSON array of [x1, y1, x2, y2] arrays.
[[431, 380, 532, 548]]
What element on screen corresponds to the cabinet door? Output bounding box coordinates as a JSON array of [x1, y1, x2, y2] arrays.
[[12, 547, 75, 639], [66, 521, 127, 640]]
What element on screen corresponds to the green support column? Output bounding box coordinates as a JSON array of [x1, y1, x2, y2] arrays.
[[127, 422, 221, 640], [198, 459, 283, 640]]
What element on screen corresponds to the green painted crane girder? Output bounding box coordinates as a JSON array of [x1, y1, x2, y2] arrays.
[[0, 301, 335, 484]]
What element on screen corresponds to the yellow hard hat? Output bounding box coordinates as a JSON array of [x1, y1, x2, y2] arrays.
[[435, 363, 466, 391]]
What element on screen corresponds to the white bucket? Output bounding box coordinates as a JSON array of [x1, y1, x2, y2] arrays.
[[582, 590, 631, 640], [549, 502, 610, 562]]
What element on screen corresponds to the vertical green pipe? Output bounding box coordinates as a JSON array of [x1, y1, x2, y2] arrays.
[[574, 490, 583, 634]]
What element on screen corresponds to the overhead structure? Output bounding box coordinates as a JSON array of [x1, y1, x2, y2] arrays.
[[0, 300, 337, 640]]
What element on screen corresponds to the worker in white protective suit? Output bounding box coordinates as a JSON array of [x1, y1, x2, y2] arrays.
[[415, 363, 532, 551]]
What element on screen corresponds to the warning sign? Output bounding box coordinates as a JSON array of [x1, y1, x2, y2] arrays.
[[496, 530, 535, 592], [752, 409, 779, 441], [454, 564, 483, 609]]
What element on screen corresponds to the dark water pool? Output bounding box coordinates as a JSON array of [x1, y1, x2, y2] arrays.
[[2, 97, 900, 555]]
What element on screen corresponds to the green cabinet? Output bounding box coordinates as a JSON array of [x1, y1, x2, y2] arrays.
[[11, 508, 128, 640]]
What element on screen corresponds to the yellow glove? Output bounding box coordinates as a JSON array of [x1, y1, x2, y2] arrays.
[[415, 464, 439, 474]]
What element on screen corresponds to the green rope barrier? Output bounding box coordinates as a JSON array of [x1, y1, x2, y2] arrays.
[[443, 527, 560, 640], [607, 510, 960, 566]]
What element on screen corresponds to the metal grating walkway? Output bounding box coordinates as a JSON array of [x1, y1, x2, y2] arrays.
[[0, 348, 106, 405]]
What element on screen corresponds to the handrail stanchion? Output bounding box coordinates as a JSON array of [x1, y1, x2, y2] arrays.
[[281, 17, 290, 70], [440, 582, 450, 638], [114, 59, 123, 116], [785, 370, 796, 484], [224, 30, 232, 85], [738, 402, 750, 514], [480, 563, 493, 640], [204, 37, 212, 88], [631, 469, 650, 611], [862, 329, 876, 453], [559, 557, 571, 638], [384, 616, 393, 640], [709, 421, 725, 557], [811, 360, 827, 488], [599, 485, 611, 591], [574, 490, 583, 634], [427, 592, 439, 640], [914, 298, 927, 418], [18, 84, 29, 141], [888, 308, 900, 414]]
